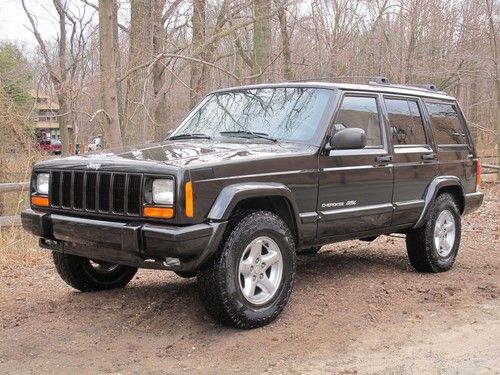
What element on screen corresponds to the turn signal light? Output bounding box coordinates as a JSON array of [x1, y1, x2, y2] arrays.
[[31, 195, 49, 207], [185, 181, 194, 218], [143, 206, 174, 219]]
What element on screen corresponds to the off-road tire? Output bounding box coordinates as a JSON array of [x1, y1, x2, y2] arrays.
[[406, 193, 461, 273], [52, 252, 138, 292], [297, 246, 321, 255], [197, 210, 296, 329]]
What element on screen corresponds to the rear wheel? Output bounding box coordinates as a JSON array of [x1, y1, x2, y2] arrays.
[[52, 252, 138, 292], [406, 193, 461, 273], [197, 210, 296, 329]]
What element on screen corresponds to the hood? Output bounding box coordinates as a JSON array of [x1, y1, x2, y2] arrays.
[[35, 140, 318, 171]]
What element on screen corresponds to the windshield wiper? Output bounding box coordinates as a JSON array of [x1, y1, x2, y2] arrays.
[[168, 133, 212, 140], [219, 130, 277, 142]]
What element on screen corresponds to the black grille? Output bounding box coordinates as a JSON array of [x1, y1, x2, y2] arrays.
[[73, 172, 84, 209], [62, 172, 72, 207], [49, 170, 142, 216], [98, 173, 111, 211], [112, 174, 126, 213], [50, 171, 61, 206], [86, 173, 96, 210], [127, 175, 141, 215]]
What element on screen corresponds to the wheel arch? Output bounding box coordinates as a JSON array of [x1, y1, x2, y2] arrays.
[[207, 183, 302, 244], [414, 176, 465, 229]]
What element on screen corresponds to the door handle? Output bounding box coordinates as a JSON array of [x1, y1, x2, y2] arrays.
[[375, 155, 393, 163], [421, 153, 436, 161]]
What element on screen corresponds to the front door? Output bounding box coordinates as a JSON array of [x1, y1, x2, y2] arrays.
[[317, 92, 394, 240]]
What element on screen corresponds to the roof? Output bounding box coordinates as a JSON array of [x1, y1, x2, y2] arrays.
[[34, 101, 59, 111], [28, 89, 60, 111], [211, 81, 456, 101], [35, 121, 72, 130]]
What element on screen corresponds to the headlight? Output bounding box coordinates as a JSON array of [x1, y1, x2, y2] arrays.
[[36, 173, 50, 195], [152, 179, 174, 205]]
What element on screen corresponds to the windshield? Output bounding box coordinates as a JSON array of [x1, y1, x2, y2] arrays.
[[170, 87, 334, 143]]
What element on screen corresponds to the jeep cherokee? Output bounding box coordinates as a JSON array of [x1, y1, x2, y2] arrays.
[[22, 80, 484, 328]]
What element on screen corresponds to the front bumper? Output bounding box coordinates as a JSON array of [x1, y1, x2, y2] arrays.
[[21, 209, 227, 272]]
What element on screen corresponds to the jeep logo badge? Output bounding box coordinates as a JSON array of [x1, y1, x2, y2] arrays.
[[86, 162, 101, 170]]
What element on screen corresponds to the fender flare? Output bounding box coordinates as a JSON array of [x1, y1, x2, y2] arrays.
[[207, 182, 303, 239], [413, 176, 464, 228]]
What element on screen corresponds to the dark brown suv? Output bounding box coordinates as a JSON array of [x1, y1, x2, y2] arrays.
[[22, 79, 483, 328]]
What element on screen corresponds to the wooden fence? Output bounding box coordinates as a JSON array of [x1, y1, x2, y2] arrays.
[[0, 163, 498, 228], [0, 182, 29, 228]]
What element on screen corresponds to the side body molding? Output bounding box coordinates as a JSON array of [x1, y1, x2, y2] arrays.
[[413, 176, 463, 229], [207, 182, 303, 239]]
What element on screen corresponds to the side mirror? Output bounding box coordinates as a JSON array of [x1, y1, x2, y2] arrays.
[[329, 128, 366, 150]]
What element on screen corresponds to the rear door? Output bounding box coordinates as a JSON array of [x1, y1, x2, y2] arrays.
[[382, 95, 438, 226], [317, 92, 394, 240], [423, 100, 476, 193]]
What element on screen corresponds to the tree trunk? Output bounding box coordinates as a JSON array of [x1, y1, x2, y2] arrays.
[[98, 0, 123, 148], [113, 1, 124, 130], [152, 0, 169, 138], [190, 0, 207, 108], [53, 0, 70, 156], [275, 0, 292, 80], [123, 0, 153, 145], [252, 0, 272, 83]]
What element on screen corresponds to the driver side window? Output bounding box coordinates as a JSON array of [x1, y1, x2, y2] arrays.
[[334, 96, 383, 147]]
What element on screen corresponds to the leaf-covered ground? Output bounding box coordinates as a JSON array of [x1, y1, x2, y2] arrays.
[[0, 185, 498, 374]]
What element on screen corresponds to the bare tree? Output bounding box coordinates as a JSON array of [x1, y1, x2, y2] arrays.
[[21, 0, 71, 156], [189, 0, 207, 108], [275, 0, 292, 80], [15, 0, 499, 165], [123, 0, 154, 145], [98, 0, 122, 147], [252, 0, 272, 82]]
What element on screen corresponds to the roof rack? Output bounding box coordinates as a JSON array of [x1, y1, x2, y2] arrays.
[[370, 82, 447, 95], [291, 75, 390, 84], [288, 76, 448, 95]]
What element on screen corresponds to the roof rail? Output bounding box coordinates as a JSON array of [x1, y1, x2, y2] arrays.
[[290, 75, 390, 84], [288, 76, 448, 95], [409, 83, 437, 91], [370, 82, 447, 95]]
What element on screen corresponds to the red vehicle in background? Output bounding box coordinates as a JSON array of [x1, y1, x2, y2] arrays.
[[37, 139, 62, 155]]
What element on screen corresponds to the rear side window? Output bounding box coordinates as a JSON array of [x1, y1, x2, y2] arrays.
[[425, 102, 468, 145], [385, 98, 427, 146], [334, 96, 382, 147]]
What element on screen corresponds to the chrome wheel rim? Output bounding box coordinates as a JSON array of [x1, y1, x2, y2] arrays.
[[433, 210, 456, 257], [238, 236, 283, 305]]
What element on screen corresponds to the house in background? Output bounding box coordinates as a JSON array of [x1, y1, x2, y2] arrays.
[[30, 90, 73, 140]]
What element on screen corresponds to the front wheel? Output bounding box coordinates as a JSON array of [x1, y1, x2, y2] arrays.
[[52, 252, 138, 292], [197, 210, 296, 329], [406, 193, 461, 273]]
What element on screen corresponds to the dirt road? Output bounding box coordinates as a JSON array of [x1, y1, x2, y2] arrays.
[[1, 186, 498, 374]]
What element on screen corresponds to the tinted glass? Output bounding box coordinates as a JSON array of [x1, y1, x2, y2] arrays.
[[334, 96, 382, 146], [172, 88, 333, 143], [426, 102, 467, 145], [385, 98, 427, 145]]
